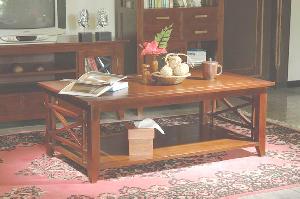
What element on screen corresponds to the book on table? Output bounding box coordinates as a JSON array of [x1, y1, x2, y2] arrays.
[[59, 71, 127, 97]]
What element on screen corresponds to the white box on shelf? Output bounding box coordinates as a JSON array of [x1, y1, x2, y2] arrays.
[[187, 49, 207, 66]]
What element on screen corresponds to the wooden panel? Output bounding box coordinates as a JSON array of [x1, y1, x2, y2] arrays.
[[271, 0, 291, 85], [22, 92, 46, 120], [182, 7, 217, 25], [223, 0, 260, 75], [0, 91, 45, 122], [0, 94, 22, 121], [183, 24, 217, 41], [143, 9, 180, 24], [167, 41, 188, 53], [143, 9, 181, 41]]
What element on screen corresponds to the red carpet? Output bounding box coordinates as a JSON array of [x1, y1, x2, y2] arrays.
[[0, 114, 299, 198]]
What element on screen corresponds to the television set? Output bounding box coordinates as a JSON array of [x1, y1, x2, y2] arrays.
[[0, 0, 66, 43]]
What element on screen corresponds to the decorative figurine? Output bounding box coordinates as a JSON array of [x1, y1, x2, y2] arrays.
[[77, 9, 93, 42], [95, 8, 112, 41], [97, 8, 108, 29], [78, 9, 89, 30]]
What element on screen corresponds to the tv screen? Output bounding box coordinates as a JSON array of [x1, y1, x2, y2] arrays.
[[0, 0, 55, 29]]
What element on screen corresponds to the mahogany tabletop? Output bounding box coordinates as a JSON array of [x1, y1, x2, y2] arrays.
[[38, 71, 275, 111]]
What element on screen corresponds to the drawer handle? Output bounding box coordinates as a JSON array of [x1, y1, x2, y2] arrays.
[[194, 14, 208, 19], [194, 30, 208, 35], [155, 16, 170, 20]]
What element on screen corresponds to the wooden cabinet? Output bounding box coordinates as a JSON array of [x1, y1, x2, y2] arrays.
[[0, 91, 45, 122], [115, 0, 224, 74], [0, 36, 126, 122], [223, 0, 262, 76]]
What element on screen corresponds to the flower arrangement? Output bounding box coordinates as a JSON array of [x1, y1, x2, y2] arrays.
[[140, 24, 173, 56]]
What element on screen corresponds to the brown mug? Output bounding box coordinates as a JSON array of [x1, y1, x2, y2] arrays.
[[201, 61, 223, 80]]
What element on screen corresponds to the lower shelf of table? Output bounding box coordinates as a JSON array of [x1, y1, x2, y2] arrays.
[[54, 123, 258, 170], [98, 124, 258, 169]]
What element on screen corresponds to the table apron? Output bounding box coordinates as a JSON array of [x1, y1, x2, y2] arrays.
[[95, 87, 267, 112]]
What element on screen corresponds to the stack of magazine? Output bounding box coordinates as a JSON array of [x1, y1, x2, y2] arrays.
[[59, 71, 127, 97]]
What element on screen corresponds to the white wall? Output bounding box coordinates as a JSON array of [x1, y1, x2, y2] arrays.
[[65, 0, 115, 37], [288, 0, 300, 81]]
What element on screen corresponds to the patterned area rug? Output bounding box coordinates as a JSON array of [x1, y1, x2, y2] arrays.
[[0, 114, 299, 199]]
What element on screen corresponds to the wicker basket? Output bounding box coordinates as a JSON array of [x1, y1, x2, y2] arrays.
[[152, 72, 191, 85]]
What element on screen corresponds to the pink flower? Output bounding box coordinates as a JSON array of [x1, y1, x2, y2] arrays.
[[140, 41, 167, 56]]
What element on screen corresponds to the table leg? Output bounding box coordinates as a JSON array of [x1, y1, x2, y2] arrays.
[[82, 111, 88, 165], [252, 92, 267, 156], [137, 107, 144, 119], [45, 95, 55, 157], [210, 100, 217, 127], [87, 105, 100, 183], [117, 109, 125, 120], [200, 100, 211, 125]]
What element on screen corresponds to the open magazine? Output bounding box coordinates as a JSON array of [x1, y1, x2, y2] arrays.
[[59, 71, 127, 97]]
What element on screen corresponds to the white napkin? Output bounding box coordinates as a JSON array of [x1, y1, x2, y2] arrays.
[[133, 118, 165, 134]]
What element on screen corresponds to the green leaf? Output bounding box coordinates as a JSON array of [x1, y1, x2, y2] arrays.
[[154, 24, 173, 49]]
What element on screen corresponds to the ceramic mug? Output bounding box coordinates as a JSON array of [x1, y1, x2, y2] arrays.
[[201, 61, 223, 80]]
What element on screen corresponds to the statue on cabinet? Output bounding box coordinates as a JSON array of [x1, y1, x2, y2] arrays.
[[77, 9, 93, 42], [78, 9, 89, 29], [95, 9, 112, 41]]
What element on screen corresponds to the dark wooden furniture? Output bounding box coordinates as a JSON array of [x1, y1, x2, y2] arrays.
[[115, 0, 224, 74], [0, 36, 126, 122], [223, 0, 291, 83], [38, 71, 274, 183]]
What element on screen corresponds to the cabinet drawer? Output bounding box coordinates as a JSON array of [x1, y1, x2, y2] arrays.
[[143, 9, 181, 41], [183, 24, 217, 41], [144, 9, 180, 25], [182, 7, 217, 41], [183, 7, 218, 25]]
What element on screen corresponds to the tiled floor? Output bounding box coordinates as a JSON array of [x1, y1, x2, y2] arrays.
[[0, 86, 299, 199], [267, 87, 300, 129]]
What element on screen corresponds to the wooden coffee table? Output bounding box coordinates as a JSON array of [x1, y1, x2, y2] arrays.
[[38, 72, 274, 183]]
